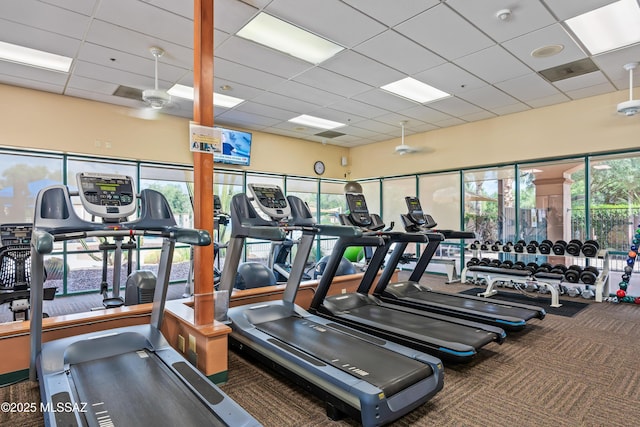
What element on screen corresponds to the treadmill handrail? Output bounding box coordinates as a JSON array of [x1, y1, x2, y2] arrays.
[[32, 228, 211, 254], [316, 224, 364, 237]]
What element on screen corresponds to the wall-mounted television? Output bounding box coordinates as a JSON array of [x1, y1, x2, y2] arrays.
[[214, 127, 252, 166]]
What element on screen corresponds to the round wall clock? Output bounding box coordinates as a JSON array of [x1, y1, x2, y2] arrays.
[[314, 160, 325, 175]]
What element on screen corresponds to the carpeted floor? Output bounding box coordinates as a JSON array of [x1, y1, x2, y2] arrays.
[[3, 275, 640, 426]]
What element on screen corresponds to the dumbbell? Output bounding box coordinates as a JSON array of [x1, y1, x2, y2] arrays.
[[566, 239, 583, 256], [581, 287, 595, 299], [499, 260, 514, 268], [514, 240, 527, 253], [512, 261, 526, 270], [489, 259, 501, 268], [552, 240, 567, 255], [550, 264, 567, 275], [466, 257, 480, 268], [567, 286, 582, 297], [538, 239, 553, 254], [491, 240, 503, 252], [526, 240, 539, 254], [525, 262, 539, 274], [535, 262, 552, 274], [582, 240, 600, 257], [478, 258, 492, 266], [480, 240, 492, 251], [564, 265, 582, 283], [502, 242, 513, 253], [470, 240, 480, 250], [580, 266, 599, 285]]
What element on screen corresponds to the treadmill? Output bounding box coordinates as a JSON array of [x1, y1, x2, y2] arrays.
[[217, 184, 444, 427], [29, 173, 260, 427], [369, 196, 545, 331], [308, 192, 507, 364]]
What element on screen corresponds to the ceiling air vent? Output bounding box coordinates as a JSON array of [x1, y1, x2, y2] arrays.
[[538, 58, 600, 83], [113, 85, 143, 100], [314, 130, 345, 138]]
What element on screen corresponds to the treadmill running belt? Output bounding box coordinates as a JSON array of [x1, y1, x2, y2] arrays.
[[70, 350, 227, 427], [399, 286, 539, 320], [342, 304, 496, 349], [256, 316, 432, 397]]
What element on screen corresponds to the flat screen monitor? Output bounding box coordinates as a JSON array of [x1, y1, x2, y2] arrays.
[[214, 127, 252, 166]]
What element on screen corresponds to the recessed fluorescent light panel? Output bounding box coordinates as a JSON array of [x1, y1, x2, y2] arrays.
[[168, 84, 244, 107], [381, 77, 450, 104], [237, 12, 344, 64], [0, 41, 72, 72], [565, 0, 640, 55], [289, 114, 345, 130]]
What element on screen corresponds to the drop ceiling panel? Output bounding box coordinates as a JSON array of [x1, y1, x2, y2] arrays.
[[429, 97, 487, 117], [413, 62, 488, 95], [64, 87, 140, 108], [233, 102, 296, 121], [328, 98, 390, 119], [0, 0, 90, 40], [0, 72, 64, 94], [306, 107, 368, 125], [347, 119, 402, 135], [213, 0, 258, 34], [354, 30, 446, 75], [458, 85, 520, 109], [250, 91, 320, 114], [460, 110, 497, 122], [211, 79, 265, 101], [527, 93, 571, 108], [292, 67, 372, 98], [591, 43, 640, 89], [215, 36, 313, 79], [269, 80, 345, 107], [373, 112, 428, 128], [320, 51, 405, 87], [502, 24, 587, 71], [0, 18, 81, 57], [73, 61, 163, 91], [341, 0, 439, 27], [0, 60, 69, 86], [266, 0, 386, 48], [454, 45, 531, 84], [215, 109, 281, 127], [84, 20, 193, 66], [543, 0, 618, 20], [395, 4, 495, 60], [396, 105, 453, 124], [67, 75, 118, 95], [353, 89, 417, 113], [490, 102, 531, 115], [95, 0, 193, 48], [495, 73, 562, 102], [40, 0, 99, 16], [447, 0, 556, 43], [563, 82, 617, 100], [553, 71, 614, 92], [214, 57, 286, 91]]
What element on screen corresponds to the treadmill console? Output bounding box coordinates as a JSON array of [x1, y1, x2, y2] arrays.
[[248, 183, 291, 220], [0, 223, 32, 246], [76, 173, 137, 220], [345, 193, 372, 227], [404, 197, 437, 229]]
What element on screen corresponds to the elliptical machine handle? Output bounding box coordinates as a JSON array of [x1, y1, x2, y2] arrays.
[[32, 230, 54, 255], [173, 229, 212, 246]]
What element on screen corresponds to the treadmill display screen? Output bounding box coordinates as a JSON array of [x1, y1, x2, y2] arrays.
[[251, 186, 287, 209], [76, 173, 137, 219], [345, 193, 372, 227]]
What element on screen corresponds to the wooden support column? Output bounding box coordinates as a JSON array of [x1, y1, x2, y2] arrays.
[[193, 0, 215, 326]]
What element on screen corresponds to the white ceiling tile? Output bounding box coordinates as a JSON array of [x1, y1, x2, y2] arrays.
[[447, 0, 556, 43], [495, 73, 562, 102], [0, 18, 81, 57], [460, 111, 497, 122], [266, 0, 386, 48], [250, 91, 320, 113], [502, 24, 587, 71], [454, 45, 531, 84], [64, 87, 141, 108], [306, 108, 368, 125], [0, 60, 69, 85], [214, 57, 286, 91], [40, 0, 99, 16], [269, 80, 345, 107], [347, 119, 400, 134], [526, 92, 571, 108], [564, 82, 618, 100], [429, 117, 465, 128], [72, 61, 163, 91], [373, 112, 427, 128], [396, 105, 453, 124], [233, 102, 295, 121], [489, 103, 531, 115], [591, 43, 640, 89], [215, 109, 281, 127], [328, 98, 390, 119], [552, 71, 612, 92], [213, 0, 258, 34], [321, 51, 405, 87], [413, 63, 488, 95], [354, 30, 446, 75], [293, 68, 372, 98], [0, 73, 64, 94], [353, 89, 417, 112], [543, 0, 618, 20], [429, 97, 486, 116], [211, 79, 265, 101], [0, 0, 91, 39], [458, 86, 520, 109], [67, 75, 118, 95], [215, 36, 313, 79], [95, 0, 193, 48], [395, 4, 494, 60], [341, 0, 439, 27]]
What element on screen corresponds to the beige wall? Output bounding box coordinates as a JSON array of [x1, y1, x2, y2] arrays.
[[2, 84, 639, 181], [349, 90, 640, 179], [0, 84, 349, 179]]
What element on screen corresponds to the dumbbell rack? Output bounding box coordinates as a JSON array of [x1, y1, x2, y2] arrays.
[[461, 245, 610, 304]]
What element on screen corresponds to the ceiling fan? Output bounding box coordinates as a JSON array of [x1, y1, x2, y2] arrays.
[[394, 121, 422, 155], [617, 62, 640, 117], [141, 47, 171, 110]]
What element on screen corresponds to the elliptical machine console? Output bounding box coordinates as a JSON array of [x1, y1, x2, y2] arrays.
[[77, 172, 137, 220], [248, 183, 291, 220]]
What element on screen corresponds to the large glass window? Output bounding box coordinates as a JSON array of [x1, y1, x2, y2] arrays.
[[359, 180, 381, 218], [0, 151, 63, 223], [382, 177, 416, 230]]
